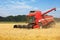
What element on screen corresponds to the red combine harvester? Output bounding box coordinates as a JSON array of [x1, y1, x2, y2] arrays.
[[14, 8, 56, 29]]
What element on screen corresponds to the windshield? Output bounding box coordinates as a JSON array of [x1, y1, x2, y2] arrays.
[[28, 16, 35, 23]]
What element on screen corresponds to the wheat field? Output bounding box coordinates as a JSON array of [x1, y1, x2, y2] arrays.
[[0, 22, 60, 40]]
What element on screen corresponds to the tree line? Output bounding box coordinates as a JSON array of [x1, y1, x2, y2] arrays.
[[0, 15, 27, 22], [0, 15, 60, 22]]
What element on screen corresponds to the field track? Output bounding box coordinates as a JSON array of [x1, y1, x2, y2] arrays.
[[0, 22, 60, 40]]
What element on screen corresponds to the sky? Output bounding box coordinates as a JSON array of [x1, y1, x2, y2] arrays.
[[0, 0, 60, 18]]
